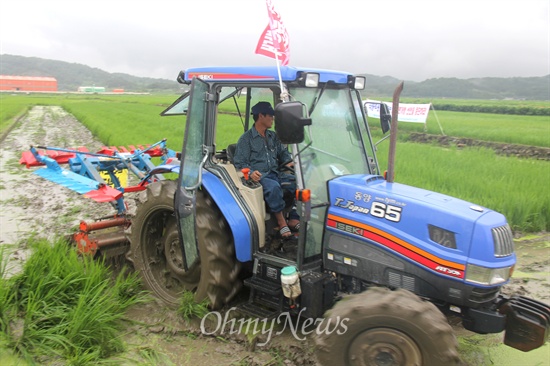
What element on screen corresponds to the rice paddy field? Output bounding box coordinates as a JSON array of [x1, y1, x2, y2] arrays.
[[1, 93, 549, 232]]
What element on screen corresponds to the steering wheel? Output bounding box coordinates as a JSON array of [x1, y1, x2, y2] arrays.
[[277, 159, 295, 174]]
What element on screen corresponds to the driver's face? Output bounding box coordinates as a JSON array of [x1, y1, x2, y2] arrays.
[[258, 113, 274, 129]]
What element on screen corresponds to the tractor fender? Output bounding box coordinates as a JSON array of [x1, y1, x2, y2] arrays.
[[201, 171, 252, 262]]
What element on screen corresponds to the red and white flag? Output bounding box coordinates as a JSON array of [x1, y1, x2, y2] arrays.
[[255, 0, 290, 65]]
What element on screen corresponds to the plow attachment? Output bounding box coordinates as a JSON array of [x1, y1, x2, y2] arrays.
[[21, 139, 180, 257], [20, 139, 177, 214], [20, 144, 166, 168]]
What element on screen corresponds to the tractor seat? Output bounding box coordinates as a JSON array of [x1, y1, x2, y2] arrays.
[[226, 142, 294, 209], [227, 143, 237, 163]]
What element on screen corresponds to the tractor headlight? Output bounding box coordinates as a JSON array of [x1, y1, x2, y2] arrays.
[[465, 264, 513, 285], [347, 75, 366, 90], [304, 73, 320, 87]]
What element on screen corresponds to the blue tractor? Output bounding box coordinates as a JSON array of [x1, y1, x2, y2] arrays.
[[128, 66, 549, 365]]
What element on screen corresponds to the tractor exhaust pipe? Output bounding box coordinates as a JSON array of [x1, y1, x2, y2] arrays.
[[386, 81, 404, 183]]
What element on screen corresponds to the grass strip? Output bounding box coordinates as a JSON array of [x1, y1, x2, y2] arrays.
[[0, 238, 147, 365]]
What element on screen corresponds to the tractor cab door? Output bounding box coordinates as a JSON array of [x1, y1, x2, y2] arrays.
[[175, 77, 210, 270]]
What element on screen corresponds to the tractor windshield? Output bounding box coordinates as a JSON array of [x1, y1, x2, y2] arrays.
[[289, 86, 378, 201], [288, 86, 379, 260]]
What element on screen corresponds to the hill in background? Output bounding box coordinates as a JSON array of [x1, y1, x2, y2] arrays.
[[1, 54, 548, 99], [362, 74, 549, 100], [0, 54, 181, 93]]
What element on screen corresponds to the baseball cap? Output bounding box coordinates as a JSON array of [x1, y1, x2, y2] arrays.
[[251, 101, 275, 116]]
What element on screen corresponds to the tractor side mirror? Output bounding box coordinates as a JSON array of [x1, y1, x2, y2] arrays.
[[274, 101, 312, 144], [380, 103, 391, 134]]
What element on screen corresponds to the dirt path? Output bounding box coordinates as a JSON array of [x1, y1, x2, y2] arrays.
[[0, 106, 548, 365], [0, 106, 110, 274]]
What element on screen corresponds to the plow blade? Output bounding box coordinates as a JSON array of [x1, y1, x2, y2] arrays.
[[34, 168, 123, 202], [34, 167, 99, 194], [499, 296, 550, 351]]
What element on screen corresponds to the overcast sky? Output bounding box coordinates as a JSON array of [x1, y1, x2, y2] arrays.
[[1, 0, 548, 82]]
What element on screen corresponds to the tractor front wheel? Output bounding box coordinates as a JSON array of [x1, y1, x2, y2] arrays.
[[129, 180, 240, 309], [314, 287, 461, 366]]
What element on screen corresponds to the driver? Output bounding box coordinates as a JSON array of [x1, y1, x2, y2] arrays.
[[233, 101, 299, 239]]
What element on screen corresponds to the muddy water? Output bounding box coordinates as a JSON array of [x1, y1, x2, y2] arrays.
[[488, 238, 550, 366], [456, 236, 550, 366]]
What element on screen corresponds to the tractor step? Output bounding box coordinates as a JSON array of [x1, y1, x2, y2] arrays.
[[237, 302, 281, 320], [240, 276, 284, 318], [243, 276, 282, 296]]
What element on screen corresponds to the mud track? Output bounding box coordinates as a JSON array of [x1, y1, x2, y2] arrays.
[[408, 132, 550, 160], [0, 106, 548, 365]]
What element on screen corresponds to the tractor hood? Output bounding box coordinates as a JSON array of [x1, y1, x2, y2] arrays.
[[326, 174, 516, 282]]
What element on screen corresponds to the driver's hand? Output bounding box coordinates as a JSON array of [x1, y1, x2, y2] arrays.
[[251, 170, 262, 182]]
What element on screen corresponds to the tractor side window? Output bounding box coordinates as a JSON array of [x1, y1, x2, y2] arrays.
[[216, 87, 281, 149], [217, 89, 246, 149], [249, 88, 277, 108]]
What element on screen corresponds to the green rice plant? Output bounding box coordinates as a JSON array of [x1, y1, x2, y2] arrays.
[[0, 237, 147, 365], [0, 247, 12, 335], [61, 99, 184, 151], [0, 93, 65, 130], [0, 246, 6, 279], [135, 346, 174, 366], [376, 142, 550, 232], [178, 291, 210, 320], [0, 96, 36, 133], [369, 110, 550, 147]]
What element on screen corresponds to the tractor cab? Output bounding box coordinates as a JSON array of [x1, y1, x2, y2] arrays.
[[162, 67, 378, 277], [157, 66, 385, 318]]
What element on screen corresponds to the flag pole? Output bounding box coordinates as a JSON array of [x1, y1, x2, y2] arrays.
[[264, 0, 287, 102], [273, 46, 287, 102]]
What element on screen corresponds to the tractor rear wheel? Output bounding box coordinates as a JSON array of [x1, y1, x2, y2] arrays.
[[129, 180, 241, 309], [314, 287, 461, 366]]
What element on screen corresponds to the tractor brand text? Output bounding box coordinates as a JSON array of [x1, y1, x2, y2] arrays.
[[435, 265, 462, 277], [334, 198, 403, 222]]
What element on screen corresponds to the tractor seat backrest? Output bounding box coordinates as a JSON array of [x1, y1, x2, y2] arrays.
[[227, 143, 237, 163]]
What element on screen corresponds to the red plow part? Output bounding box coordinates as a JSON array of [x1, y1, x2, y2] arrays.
[[73, 217, 130, 256], [20, 144, 163, 169], [20, 147, 89, 168], [96, 144, 165, 157], [84, 185, 124, 202]]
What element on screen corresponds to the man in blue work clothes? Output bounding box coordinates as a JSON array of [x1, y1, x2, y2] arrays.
[[233, 101, 299, 239]]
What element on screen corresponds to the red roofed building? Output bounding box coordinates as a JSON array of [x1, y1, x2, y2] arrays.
[[0, 75, 58, 92]]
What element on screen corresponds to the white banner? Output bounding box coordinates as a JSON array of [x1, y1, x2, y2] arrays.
[[364, 99, 431, 123]]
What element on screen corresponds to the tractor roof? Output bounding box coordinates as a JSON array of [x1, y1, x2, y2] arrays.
[[179, 66, 354, 85]]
